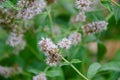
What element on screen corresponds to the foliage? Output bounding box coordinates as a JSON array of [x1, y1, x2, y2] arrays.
[[0, 0, 120, 80]]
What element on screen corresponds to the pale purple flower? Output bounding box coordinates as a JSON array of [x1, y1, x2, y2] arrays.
[[17, 0, 46, 20], [70, 12, 86, 23], [75, 0, 92, 11], [38, 37, 59, 56], [33, 73, 47, 80], [7, 29, 26, 55], [0, 65, 22, 78], [58, 38, 72, 49], [69, 32, 82, 45], [82, 21, 108, 34]]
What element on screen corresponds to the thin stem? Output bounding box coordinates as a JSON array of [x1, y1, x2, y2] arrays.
[[61, 56, 89, 80], [27, 44, 43, 61], [22, 71, 32, 77], [72, 46, 80, 59], [106, 12, 114, 21], [101, 0, 120, 8], [46, 7, 54, 38], [110, 0, 120, 8], [81, 52, 87, 75], [44, 66, 50, 73]]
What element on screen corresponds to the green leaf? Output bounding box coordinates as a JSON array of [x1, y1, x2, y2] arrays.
[[97, 43, 107, 62], [0, 28, 7, 39], [57, 0, 77, 15], [2, 0, 19, 10], [60, 59, 81, 67], [113, 49, 120, 61], [101, 0, 112, 11], [34, 13, 48, 28], [87, 63, 101, 79], [112, 6, 120, 22], [70, 59, 82, 64], [60, 62, 69, 66], [47, 70, 61, 77], [86, 10, 105, 21], [10, 0, 18, 4], [109, 72, 120, 80], [27, 68, 41, 74], [46, 67, 64, 78], [99, 61, 120, 71]]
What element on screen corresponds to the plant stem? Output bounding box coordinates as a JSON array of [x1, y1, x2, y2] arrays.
[[27, 44, 43, 61], [61, 56, 89, 80], [101, 0, 120, 8], [106, 12, 114, 21], [22, 71, 32, 77], [72, 46, 80, 59], [81, 52, 87, 75], [110, 0, 120, 8], [44, 66, 50, 73], [46, 7, 54, 38]]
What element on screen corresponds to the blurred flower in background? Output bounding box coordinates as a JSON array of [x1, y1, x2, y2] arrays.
[[0, 0, 120, 80], [17, 0, 47, 20], [33, 73, 47, 80]]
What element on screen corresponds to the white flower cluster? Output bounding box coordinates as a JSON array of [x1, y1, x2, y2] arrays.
[[68, 32, 82, 45], [0, 66, 11, 78], [33, 73, 47, 80], [58, 38, 72, 49], [38, 32, 82, 66], [17, 0, 46, 20], [58, 32, 82, 48], [38, 33, 82, 66], [0, 65, 22, 78], [70, 12, 86, 23], [7, 28, 26, 55], [71, 0, 93, 23], [94, 21, 108, 32], [38, 38, 61, 66], [46, 55, 61, 66], [82, 21, 108, 35], [38, 38, 59, 56], [75, 0, 92, 11]]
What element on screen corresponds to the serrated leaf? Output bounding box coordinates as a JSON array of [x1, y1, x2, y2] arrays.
[[112, 6, 120, 22], [47, 70, 61, 77], [99, 61, 120, 71], [46, 68, 64, 78], [2, 0, 19, 10], [87, 63, 101, 79], [70, 59, 82, 64], [57, 0, 76, 14], [86, 10, 105, 21], [101, 0, 112, 11], [34, 13, 48, 27], [27, 68, 41, 74], [60, 62, 69, 66], [60, 59, 81, 67], [10, 0, 18, 4]]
